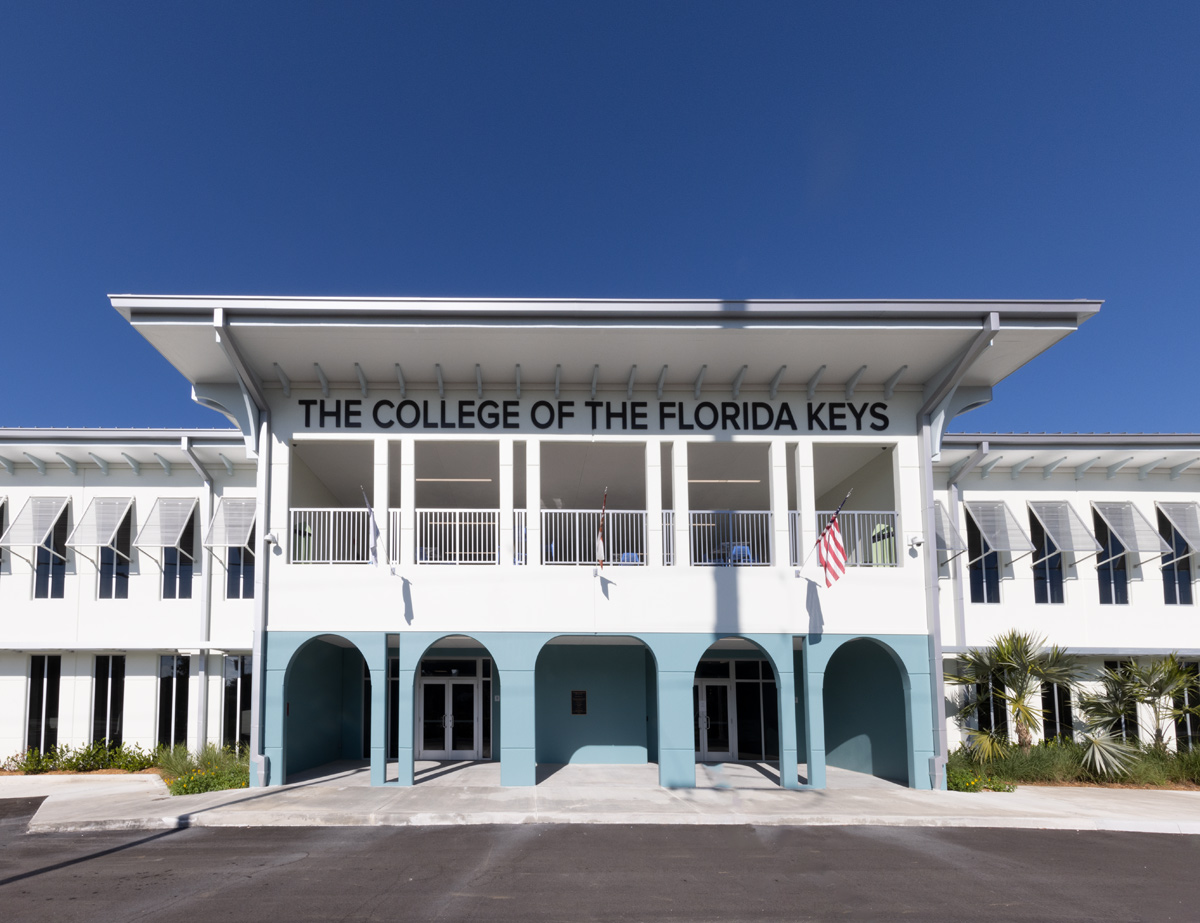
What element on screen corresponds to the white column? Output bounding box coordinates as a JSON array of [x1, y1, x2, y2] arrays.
[[399, 436, 416, 567], [499, 437, 514, 565], [768, 440, 790, 569], [672, 440, 690, 566], [373, 437, 388, 565], [645, 440, 663, 567], [525, 438, 542, 568], [795, 441, 816, 570]]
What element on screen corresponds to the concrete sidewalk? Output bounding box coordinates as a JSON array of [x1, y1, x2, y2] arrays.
[[8, 761, 1200, 835]]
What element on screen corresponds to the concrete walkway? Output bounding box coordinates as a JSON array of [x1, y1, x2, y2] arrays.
[[8, 761, 1200, 835]]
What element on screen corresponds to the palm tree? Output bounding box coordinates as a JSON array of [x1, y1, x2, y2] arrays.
[[947, 630, 1081, 758], [1079, 654, 1200, 751]]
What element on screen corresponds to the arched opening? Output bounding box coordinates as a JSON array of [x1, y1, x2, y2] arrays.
[[412, 635, 498, 781], [283, 634, 370, 782], [693, 638, 781, 777], [534, 636, 658, 774], [822, 638, 910, 785]]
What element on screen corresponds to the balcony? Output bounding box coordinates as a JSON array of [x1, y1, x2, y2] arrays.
[[789, 510, 898, 567], [290, 508, 371, 564], [688, 511, 772, 566], [542, 510, 647, 565]]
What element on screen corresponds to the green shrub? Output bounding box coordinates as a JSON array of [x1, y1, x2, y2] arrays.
[[153, 743, 250, 795], [3, 748, 55, 774], [947, 765, 985, 792], [167, 767, 250, 796], [2, 743, 156, 774]]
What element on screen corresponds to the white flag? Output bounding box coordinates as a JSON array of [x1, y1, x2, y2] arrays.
[[362, 488, 381, 567]]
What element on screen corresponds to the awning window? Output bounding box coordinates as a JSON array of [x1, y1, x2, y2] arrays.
[[205, 497, 256, 569], [1092, 501, 1170, 560], [964, 501, 1035, 557], [1028, 501, 1102, 562], [134, 498, 198, 560], [67, 497, 134, 565], [0, 497, 70, 564], [1155, 501, 1200, 558], [933, 501, 967, 562]]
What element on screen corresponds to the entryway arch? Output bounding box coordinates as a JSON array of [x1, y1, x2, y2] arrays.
[[410, 634, 499, 770], [692, 637, 783, 767], [821, 637, 910, 785]]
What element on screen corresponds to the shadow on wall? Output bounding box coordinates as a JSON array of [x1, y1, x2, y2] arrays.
[[822, 638, 909, 785]]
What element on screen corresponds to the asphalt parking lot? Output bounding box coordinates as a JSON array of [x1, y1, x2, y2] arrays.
[[1, 798, 1197, 922]]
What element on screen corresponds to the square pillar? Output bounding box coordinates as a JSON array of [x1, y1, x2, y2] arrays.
[[394, 666, 415, 786], [768, 441, 790, 569], [774, 663, 801, 790], [370, 665, 388, 785], [399, 436, 416, 566], [794, 441, 816, 553], [525, 439, 542, 569], [499, 437, 514, 565], [671, 440, 690, 567], [801, 644, 826, 789], [373, 437, 389, 565], [499, 668, 536, 785], [645, 440, 663, 566], [656, 669, 696, 788]]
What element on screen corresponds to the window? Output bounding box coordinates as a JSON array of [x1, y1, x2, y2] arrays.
[[1041, 682, 1072, 740], [976, 675, 1007, 738], [93, 655, 126, 747], [1159, 510, 1193, 606], [98, 510, 132, 600], [227, 525, 255, 599], [163, 509, 196, 600], [157, 654, 190, 748], [35, 510, 69, 599], [1104, 660, 1139, 742], [28, 654, 61, 753], [1030, 515, 1064, 605], [1094, 513, 1129, 605], [734, 659, 779, 761], [1174, 662, 1199, 751], [222, 654, 252, 750], [965, 515, 1000, 604]]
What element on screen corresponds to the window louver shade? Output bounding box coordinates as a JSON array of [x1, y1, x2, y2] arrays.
[[964, 501, 1034, 553], [204, 498, 256, 548], [0, 497, 69, 548], [67, 498, 133, 548], [934, 501, 966, 555], [1028, 501, 1102, 555], [133, 498, 198, 549], [1156, 502, 1200, 554], [1093, 501, 1170, 556]]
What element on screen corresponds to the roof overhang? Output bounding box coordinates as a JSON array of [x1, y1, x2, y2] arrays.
[[110, 295, 1101, 399]]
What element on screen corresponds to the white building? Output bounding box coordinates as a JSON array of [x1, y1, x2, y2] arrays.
[[1, 296, 1195, 790]]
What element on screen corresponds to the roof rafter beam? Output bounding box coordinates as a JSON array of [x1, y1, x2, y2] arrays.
[[87, 453, 109, 476], [656, 365, 668, 399], [1011, 457, 1034, 480], [1042, 457, 1068, 479], [627, 365, 637, 398], [435, 364, 445, 398], [948, 441, 989, 487], [693, 365, 707, 400], [590, 365, 599, 399], [56, 453, 78, 476], [806, 365, 826, 401], [1075, 457, 1101, 480], [154, 453, 172, 476], [354, 363, 368, 397], [1170, 457, 1200, 480], [1107, 457, 1134, 479], [515, 364, 521, 398], [181, 436, 212, 487], [218, 453, 235, 476], [0, 455, 13, 474], [24, 453, 46, 476], [845, 365, 867, 400], [768, 365, 786, 400], [1138, 457, 1168, 480], [394, 364, 406, 397], [121, 453, 141, 476], [731, 365, 748, 399], [920, 312, 1000, 418], [313, 362, 330, 398], [477, 364, 484, 398], [212, 309, 269, 413], [979, 455, 1004, 479], [553, 365, 561, 399], [272, 363, 291, 397]]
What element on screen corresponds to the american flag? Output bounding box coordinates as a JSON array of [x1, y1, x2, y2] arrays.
[[817, 508, 847, 588]]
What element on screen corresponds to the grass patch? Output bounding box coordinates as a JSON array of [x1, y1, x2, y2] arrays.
[[949, 740, 1200, 789], [3, 742, 249, 795]]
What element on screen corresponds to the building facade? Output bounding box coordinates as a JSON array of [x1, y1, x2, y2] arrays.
[[2, 297, 1196, 791]]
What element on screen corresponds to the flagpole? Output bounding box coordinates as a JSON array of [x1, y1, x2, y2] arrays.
[[797, 488, 853, 573]]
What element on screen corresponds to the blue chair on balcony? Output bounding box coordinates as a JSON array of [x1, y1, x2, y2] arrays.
[[728, 543, 754, 565], [618, 551, 641, 565]]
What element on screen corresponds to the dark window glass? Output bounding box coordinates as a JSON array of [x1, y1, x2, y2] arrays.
[[1104, 661, 1140, 741], [1030, 517, 1064, 605], [1041, 682, 1072, 740], [1174, 662, 1199, 751], [481, 679, 491, 760], [966, 516, 1000, 604], [1095, 514, 1129, 605], [1159, 512, 1193, 606], [362, 662, 371, 758], [735, 681, 763, 760], [99, 511, 132, 600], [695, 660, 729, 679], [92, 655, 126, 747], [222, 655, 252, 750], [734, 660, 760, 680], [163, 512, 196, 600], [419, 659, 478, 677], [35, 512, 69, 599], [27, 655, 61, 753], [976, 675, 1008, 737], [157, 655, 190, 747], [227, 526, 255, 599], [388, 656, 400, 760]]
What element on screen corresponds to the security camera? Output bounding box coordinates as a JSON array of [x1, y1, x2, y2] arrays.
[[264, 533, 279, 546], [908, 536, 924, 548]]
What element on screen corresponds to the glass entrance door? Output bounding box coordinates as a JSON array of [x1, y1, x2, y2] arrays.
[[694, 680, 736, 761], [417, 679, 480, 759]]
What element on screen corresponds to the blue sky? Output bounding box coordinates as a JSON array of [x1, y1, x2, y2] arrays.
[[2, 2, 1196, 433]]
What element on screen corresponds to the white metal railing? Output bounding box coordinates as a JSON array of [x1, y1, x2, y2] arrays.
[[542, 510, 647, 565], [513, 510, 527, 565], [416, 509, 499, 564], [815, 510, 899, 566], [662, 511, 675, 566], [689, 511, 772, 566], [290, 508, 371, 564]]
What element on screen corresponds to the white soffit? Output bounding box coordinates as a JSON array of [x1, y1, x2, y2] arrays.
[[1156, 502, 1200, 554], [66, 497, 133, 549], [134, 498, 198, 549], [963, 501, 1034, 553], [205, 497, 256, 548], [1092, 501, 1170, 556], [933, 501, 967, 555], [0, 497, 69, 548], [1028, 501, 1102, 555]]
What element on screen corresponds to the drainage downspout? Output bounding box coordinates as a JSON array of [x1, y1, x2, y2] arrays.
[[947, 441, 989, 652], [917, 314, 998, 790], [182, 437, 214, 749]]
